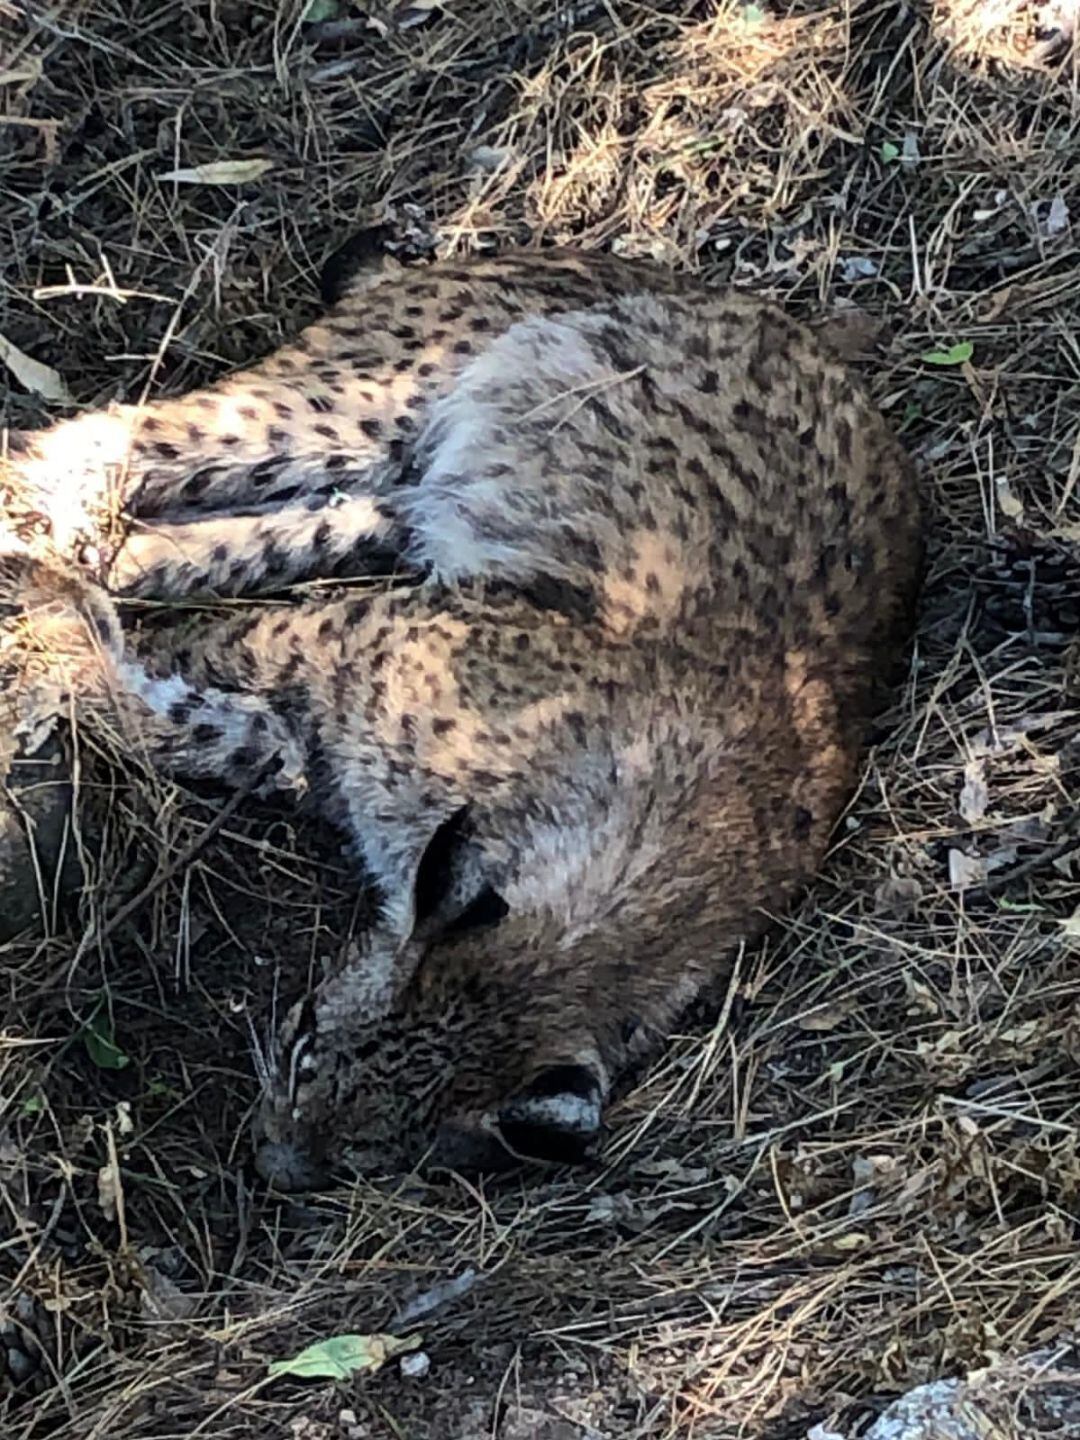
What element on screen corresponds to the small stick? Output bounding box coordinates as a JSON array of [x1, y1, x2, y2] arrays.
[[70, 757, 280, 968]]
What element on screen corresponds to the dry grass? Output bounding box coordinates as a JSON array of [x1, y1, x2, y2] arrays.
[[1, 0, 1080, 1436]]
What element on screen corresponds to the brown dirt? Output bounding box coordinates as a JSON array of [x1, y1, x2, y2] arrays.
[[1, 1, 1080, 1437]]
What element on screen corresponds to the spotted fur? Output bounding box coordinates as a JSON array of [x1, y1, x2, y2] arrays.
[[0, 248, 922, 1186]]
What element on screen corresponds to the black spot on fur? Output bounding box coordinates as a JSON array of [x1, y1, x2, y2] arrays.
[[168, 696, 205, 724]]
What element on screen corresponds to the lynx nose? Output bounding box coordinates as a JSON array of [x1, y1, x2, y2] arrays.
[[254, 1138, 328, 1192]]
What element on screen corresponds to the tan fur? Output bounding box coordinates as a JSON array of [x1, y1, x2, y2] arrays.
[[0, 248, 922, 1186]]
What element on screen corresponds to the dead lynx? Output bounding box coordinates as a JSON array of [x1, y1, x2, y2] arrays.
[[0, 247, 922, 1187]]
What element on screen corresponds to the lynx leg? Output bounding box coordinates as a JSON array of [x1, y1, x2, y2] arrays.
[[108, 491, 407, 601], [1, 554, 308, 796]]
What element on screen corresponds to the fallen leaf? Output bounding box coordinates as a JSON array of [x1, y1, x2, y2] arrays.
[[949, 849, 987, 891], [958, 759, 988, 824], [466, 144, 515, 174], [903, 974, 940, 1016], [0, 331, 73, 402], [880, 140, 900, 164], [1041, 194, 1070, 238], [840, 255, 878, 282], [995, 476, 1024, 522], [831, 1231, 868, 1250], [636, 1157, 709, 1183], [814, 306, 887, 362], [83, 1013, 131, 1071], [393, 1268, 478, 1326], [97, 1163, 121, 1222], [140, 1266, 198, 1322], [875, 873, 923, 916], [798, 1006, 849, 1033], [159, 159, 273, 186], [268, 1332, 421, 1381], [920, 341, 973, 366], [393, 0, 443, 27]]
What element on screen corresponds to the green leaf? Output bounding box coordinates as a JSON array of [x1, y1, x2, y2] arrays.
[[20, 1093, 44, 1116], [83, 1013, 131, 1071], [880, 140, 900, 164], [302, 0, 340, 21], [898, 401, 922, 434], [919, 341, 973, 367], [742, 3, 765, 22], [268, 1332, 421, 1382]]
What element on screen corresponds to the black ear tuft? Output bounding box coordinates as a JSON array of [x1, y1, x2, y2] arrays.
[[497, 1064, 603, 1166]]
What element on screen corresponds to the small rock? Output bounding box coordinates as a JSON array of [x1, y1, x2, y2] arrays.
[[400, 1350, 431, 1379]]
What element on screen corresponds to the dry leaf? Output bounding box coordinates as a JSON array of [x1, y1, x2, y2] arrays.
[[832, 1231, 869, 1250], [1041, 194, 1070, 237], [815, 306, 888, 363], [958, 759, 988, 825], [798, 1005, 848, 1033], [393, 0, 443, 27], [904, 974, 940, 1016], [949, 849, 987, 891], [875, 874, 923, 916], [637, 1157, 709, 1183], [97, 1162, 121, 1222], [466, 144, 515, 174], [140, 1266, 198, 1322], [0, 331, 73, 402], [159, 159, 273, 186], [995, 476, 1025, 522]]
